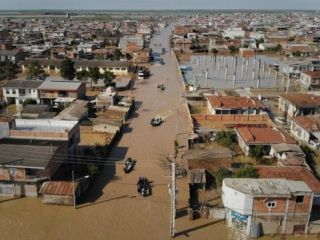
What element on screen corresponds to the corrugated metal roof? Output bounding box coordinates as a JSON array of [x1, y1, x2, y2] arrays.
[[4, 80, 43, 89], [39, 181, 79, 196], [38, 80, 83, 91]]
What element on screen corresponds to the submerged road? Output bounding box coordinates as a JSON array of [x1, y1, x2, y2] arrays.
[[0, 25, 229, 240]]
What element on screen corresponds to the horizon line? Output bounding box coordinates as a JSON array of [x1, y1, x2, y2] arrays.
[[0, 8, 320, 11]]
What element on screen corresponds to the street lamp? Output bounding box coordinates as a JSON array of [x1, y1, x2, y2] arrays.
[[72, 170, 90, 209]]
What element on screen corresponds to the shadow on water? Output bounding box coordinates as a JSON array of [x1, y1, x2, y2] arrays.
[[175, 219, 225, 237], [77, 194, 134, 209], [79, 146, 129, 204]]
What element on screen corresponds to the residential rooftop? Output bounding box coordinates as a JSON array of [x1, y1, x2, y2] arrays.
[[258, 166, 320, 193], [3, 80, 43, 89], [292, 115, 320, 132], [236, 126, 296, 145], [38, 79, 84, 91], [207, 96, 264, 109], [223, 178, 311, 197], [279, 94, 320, 108], [0, 138, 64, 169]]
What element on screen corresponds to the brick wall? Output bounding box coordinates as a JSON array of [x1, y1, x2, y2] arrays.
[[192, 114, 271, 129], [253, 195, 312, 214]]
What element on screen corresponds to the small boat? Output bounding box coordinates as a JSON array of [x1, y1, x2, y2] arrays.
[[123, 158, 135, 173], [137, 177, 151, 197], [150, 116, 162, 127]]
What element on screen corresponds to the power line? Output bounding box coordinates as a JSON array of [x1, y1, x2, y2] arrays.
[[0, 147, 170, 165], [0, 150, 173, 168]]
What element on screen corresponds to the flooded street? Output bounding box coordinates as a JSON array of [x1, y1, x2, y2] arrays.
[[0, 25, 317, 240]]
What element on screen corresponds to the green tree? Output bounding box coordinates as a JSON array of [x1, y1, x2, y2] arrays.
[[301, 145, 316, 170], [215, 131, 237, 150], [249, 145, 270, 160], [0, 61, 17, 80], [210, 48, 219, 55], [102, 71, 115, 87], [275, 44, 282, 52], [292, 51, 302, 57], [76, 70, 88, 80], [60, 59, 76, 80], [88, 66, 101, 89], [233, 165, 259, 178], [27, 61, 44, 80], [113, 49, 122, 61], [228, 45, 238, 55], [215, 166, 232, 187]]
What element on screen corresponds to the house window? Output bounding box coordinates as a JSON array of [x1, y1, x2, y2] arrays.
[[296, 196, 304, 203], [12, 89, 16, 94], [6, 89, 9, 94], [267, 201, 276, 208]]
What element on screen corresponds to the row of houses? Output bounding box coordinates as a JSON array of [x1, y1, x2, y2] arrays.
[[186, 90, 320, 237], [2, 79, 86, 106]]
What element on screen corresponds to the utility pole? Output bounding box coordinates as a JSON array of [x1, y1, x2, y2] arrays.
[[170, 161, 176, 237], [72, 170, 76, 209]]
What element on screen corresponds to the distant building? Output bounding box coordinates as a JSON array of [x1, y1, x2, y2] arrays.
[[206, 96, 265, 115], [290, 115, 320, 148], [2, 80, 42, 106], [22, 59, 130, 77], [38, 79, 86, 105], [173, 39, 192, 53], [239, 48, 255, 58], [0, 139, 69, 197], [0, 49, 24, 63], [278, 94, 320, 118], [235, 126, 296, 156], [300, 71, 320, 89]]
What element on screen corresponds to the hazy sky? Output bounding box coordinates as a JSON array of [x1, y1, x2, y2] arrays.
[[1, 0, 320, 10]]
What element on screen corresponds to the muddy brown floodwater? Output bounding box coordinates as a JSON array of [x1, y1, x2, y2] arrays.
[[0, 24, 318, 240]]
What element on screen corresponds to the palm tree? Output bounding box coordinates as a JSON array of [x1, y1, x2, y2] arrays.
[[88, 66, 100, 89], [27, 61, 44, 80], [0, 61, 17, 80], [60, 59, 76, 80], [102, 71, 115, 87], [76, 70, 88, 81]]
